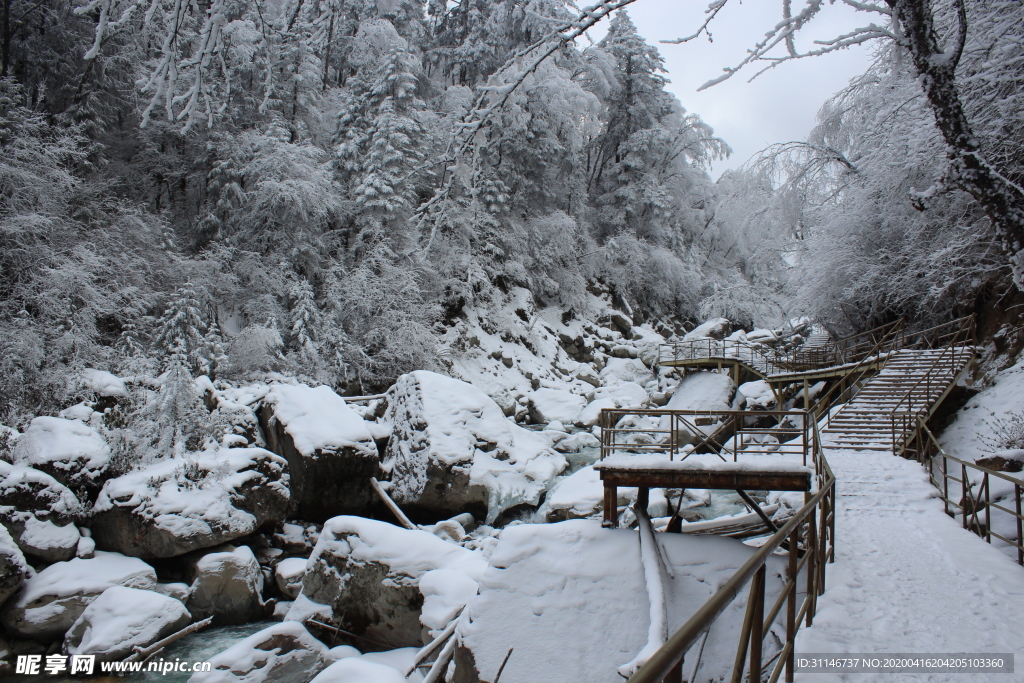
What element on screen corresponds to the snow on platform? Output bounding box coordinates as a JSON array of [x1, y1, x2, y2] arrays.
[[794, 448, 1024, 682]]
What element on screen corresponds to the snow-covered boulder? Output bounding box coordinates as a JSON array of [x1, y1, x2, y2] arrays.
[[0, 551, 157, 640], [553, 431, 600, 453], [64, 586, 191, 661], [258, 384, 380, 521], [189, 621, 334, 683], [543, 467, 659, 522], [738, 380, 776, 410], [577, 382, 650, 427], [384, 371, 567, 524], [291, 516, 487, 648], [665, 372, 735, 412], [274, 557, 307, 599], [12, 416, 112, 500], [526, 388, 585, 424], [0, 461, 82, 562], [310, 658, 405, 683], [455, 520, 790, 683], [684, 318, 732, 340], [186, 546, 264, 624], [91, 448, 289, 558], [0, 525, 29, 606], [599, 357, 654, 387], [80, 368, 129, 398]]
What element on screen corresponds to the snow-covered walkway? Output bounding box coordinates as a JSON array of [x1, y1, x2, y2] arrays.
[[794, 448, 1024, 682]]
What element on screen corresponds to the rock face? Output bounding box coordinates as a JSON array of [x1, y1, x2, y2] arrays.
[[64, 586, 191, 661], [12, 416, 112, 500], [0, 525, 29, 606], [0, 461, 82, 562], [91, 448, 289, 559], [258, 384, 380, 521], [384, 371, 566, 524], [189, 621, 334, 683], [0, 551, 157, 640], [291, 516, 486, 649], [185, 546, 264, 624]]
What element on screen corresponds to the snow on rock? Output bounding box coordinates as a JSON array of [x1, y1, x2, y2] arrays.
[[91, 448, 289, 559], [0, 525, 29, 606], [384, 371, 566, 524], [455, 520, 789, 683], [664, 372, 735, 412], [0, 551, 157, 640], [599, 357, 654, 387], [0, 460, 82, 562], [526, 388, 585, 424], [64, 585, 191, 661], [553, 431, 600, 453], [577, 397, 617, 427], [292, 516, 487, 648], [737, 380, 776, 410], [939, 356, 1024, 461], [683, 318, 731, 340], [80, 368, 129, 398], [12, 416, 112, 499], [274, 557, 308, 599], [542, 467, 667, 522], [310, 657, 407, 683], [189, 620, 334, 683], [258, 383, 380, 521], [186, 546, 264, 624]]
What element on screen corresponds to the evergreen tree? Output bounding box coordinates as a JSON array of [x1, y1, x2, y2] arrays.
[[152, 286, 207, 370]]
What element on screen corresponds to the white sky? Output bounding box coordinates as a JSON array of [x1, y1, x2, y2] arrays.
[[587, 1, 880, 178]]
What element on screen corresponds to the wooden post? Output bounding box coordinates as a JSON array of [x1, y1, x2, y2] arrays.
[[749, 566, 766, 682], [603, 483, 617, 528], [786, 525, 799, 682], [637, 486, 649, 516], [1015, 484, 1023, 566]]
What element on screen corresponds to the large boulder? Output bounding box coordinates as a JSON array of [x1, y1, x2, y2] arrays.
[[0, 551, 157, 640], [12, 416, 112, 501], [185, 546, 264, 624], [0, 461, 82, 562], [599, 357, 654, 387], [64, 586, 191, 661], [384, 371, 567, 524], [91, 448, 289, 559], [310, 658, 405, 683], [526, 388, 585, 425], [290, 516, 486, 649], [683, 318, 732, 340], [189, 621, 334, 683], [258, 384, 380, 521], [0, 525, 29, 606]]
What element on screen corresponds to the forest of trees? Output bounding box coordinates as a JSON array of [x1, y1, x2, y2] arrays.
[[1, 0, 1021, 426]]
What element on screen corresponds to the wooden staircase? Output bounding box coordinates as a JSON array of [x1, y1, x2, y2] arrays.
[[821, 346, 974, 452]]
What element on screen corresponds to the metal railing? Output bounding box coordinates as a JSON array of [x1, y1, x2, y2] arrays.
[[599, 408, 813, 468], [625, 420, 836, 683], [889, 315, 976, 456], [908, 418, 1024, 567]]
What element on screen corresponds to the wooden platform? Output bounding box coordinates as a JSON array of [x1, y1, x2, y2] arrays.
[[597, 466, 811, 528]]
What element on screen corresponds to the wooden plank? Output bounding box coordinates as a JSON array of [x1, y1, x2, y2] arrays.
[[598, 468, 811, 492]]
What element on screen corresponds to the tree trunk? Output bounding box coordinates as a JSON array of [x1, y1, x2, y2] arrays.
[[890, 0, 1024, 286]]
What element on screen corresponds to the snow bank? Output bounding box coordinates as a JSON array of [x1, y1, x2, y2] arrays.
[[940, 356, 1024, 461], [385, 371, 566, 524], [310, 658, 406, 683], [92, 448, 289, 558]]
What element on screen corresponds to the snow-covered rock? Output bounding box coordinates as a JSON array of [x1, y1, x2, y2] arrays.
[[91, 448, 289, 558], [12, 416, 112, 500], [291, 516, 487, 648], [0, 525, 29, 606], [599, 357, 654, 387], [684, 318, 731, 340], [0, 461, 82, 562], [258, 384, 380, 520], [189, 621, 334, 683], [526, 388, 585, 424], [664, 372, 735, 412], [455, 520, 789, 683], [738, 380, 776, 410], [384, 371, 566, 524], [64, 586, 191, 661], [0, 551, 157, 640], [553, 431, 600, 453], [186, 546, 264, 624], [274, 557, 307, 599], [310, 658, 406, 683], [80, 368, 129, 397]]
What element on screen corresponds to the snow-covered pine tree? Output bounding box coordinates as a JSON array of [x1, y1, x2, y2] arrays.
[[152, 286, 207, 371]]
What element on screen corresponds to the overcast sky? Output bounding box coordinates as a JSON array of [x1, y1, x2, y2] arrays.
[[588, 1, 880, 179]]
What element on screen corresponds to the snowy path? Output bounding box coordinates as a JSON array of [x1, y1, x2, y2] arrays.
[[794, 448, 1024, 682]]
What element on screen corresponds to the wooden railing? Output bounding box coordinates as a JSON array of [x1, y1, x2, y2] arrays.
[[889, 315, 976, 456], [909, 418, 1023, 567], [624, 418, 836, 683], [598, 408, 813, 468]]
